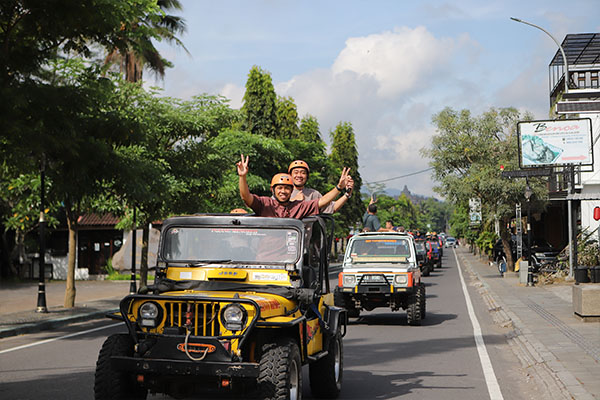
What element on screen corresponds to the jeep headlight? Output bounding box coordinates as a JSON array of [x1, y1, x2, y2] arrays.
[[342, 274, 356, 287], [138, 301, 160, 328], [221, 304, 247, 332], [394, 275, 408, 285]]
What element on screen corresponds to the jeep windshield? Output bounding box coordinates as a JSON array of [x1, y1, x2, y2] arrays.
[[162, 226, 301, 265], [348, 237, 412, 263]]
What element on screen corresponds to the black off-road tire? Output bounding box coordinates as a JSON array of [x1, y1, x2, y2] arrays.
[[334, 288, 359, 318], [257, 338, 302, 400], [417, 284, 426, 320], [309, 331, 343, 398], [94, 334, 147, 400], [406, 293, 422, 326], [422, 265, 431, 277]]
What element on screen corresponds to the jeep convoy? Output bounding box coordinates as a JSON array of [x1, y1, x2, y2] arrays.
[[334, 232, 426, 326], [94, 214, 346, 400]]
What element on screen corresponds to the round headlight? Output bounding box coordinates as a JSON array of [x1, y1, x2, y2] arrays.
[[140, 302, 159, 318], [394, 275, 408, 285], [138, 302, 160, 328], [221, 304, 247, 332]]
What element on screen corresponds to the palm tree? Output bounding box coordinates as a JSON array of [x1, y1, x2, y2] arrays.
[[104, 0, 187, 82]]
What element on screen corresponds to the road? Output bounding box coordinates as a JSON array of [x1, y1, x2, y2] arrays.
[[0, 248, 543, 399]]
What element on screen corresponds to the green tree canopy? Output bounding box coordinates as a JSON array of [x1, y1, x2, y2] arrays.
[[329, 122, 362, 234], [241, 66, 277, 138]]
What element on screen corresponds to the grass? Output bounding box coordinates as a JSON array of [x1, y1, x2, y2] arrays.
[[103, 259, 154, 281]]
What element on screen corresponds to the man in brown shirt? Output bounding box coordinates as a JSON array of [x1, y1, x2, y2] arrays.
[[237, 154, 350, 218]]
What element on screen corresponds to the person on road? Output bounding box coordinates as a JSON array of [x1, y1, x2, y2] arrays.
[[287, 160, 354, 213], [237, 154, 351, 219], [362, 197, 381, 232]]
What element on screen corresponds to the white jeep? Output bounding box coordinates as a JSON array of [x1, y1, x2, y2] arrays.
[[334, 232, 425, 325]]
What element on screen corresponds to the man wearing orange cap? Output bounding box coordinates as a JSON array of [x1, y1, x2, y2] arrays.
[[288, 160, 354, 213], [237, 154, 350, 218]]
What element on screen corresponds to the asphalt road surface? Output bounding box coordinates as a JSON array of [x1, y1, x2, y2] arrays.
[[0, 248, 542, 399]]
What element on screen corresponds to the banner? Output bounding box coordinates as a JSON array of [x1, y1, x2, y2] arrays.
[[517, 118, 593, 168]]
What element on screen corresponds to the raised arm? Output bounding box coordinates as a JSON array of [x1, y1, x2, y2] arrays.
[[237, 154, 254, 208], [318, 167, 350, 209], [332, 175, 354, 212]]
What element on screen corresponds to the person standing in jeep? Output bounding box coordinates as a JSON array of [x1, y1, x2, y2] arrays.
[[288, 159, 354, 213], [362, 197, 382, 232], [237, 154, 350, 219]]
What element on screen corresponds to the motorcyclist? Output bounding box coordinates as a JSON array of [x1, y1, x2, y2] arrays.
[[237, 154, 350, 218], [287, 160, 354, 213]]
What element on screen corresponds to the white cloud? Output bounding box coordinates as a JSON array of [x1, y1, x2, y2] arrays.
[[331, 26, 456, 98]]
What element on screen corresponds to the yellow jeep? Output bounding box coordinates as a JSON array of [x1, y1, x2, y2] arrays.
[[94, 214, 346, 400]]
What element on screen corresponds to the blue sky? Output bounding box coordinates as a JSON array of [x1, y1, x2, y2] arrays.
[[151, 0, 600, 198]]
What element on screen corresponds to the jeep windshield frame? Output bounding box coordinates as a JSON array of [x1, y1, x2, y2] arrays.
[[346, 236, 414, 264], [158, 215, 304, 268]]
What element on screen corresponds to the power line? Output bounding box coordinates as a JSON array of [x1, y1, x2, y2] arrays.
[[365, 167, 434, 184]]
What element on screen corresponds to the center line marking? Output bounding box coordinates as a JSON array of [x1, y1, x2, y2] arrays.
[[454, 250, 504, 400]]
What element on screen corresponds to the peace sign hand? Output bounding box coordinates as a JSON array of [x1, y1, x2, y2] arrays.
[[236, 154, 249, 176], [337, 167, 351, 189]]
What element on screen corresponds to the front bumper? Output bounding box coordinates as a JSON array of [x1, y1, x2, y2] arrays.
[[112, 356, 260, 378]]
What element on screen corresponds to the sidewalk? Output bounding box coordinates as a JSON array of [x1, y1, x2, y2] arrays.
[[0, 280, 131, 338], [457, 246, 600, 400]]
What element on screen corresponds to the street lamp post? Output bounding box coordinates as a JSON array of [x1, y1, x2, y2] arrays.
[[36, 154, 48, 313], [525, 181, 534, 287], [130, 206, 137, 294], [511, 16, 575, 278], [510, 17, 569, 94]]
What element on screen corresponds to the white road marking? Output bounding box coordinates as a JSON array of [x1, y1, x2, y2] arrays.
[[454, 250, 504, 400], [0, 322, 121, 354]]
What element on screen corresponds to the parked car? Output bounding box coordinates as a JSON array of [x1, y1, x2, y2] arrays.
[[334, 232, 426, 325], [492, 236, 559, 273], [94, 214, 346, 400]]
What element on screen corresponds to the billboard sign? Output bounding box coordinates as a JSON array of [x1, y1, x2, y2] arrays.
[[469, 198, 481, 227], [517, 118, 593, 168]]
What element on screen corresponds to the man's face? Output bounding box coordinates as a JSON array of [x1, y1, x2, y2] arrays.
[[272, 184, 293, 203], [290, 167, 308, 188], [386, 221, 393, 229]]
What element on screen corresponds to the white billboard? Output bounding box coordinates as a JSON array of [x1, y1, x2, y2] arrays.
[[517, 118, 593, 168]]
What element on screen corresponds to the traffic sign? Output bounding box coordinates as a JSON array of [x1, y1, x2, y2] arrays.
[[501, 168, 552, 178]]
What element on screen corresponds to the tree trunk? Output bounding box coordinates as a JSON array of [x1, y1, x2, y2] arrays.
[[64, 214, 77, 308], [140, 224, 149, 287]]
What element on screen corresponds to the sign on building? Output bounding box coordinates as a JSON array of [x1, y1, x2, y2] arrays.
[[517, 118, 593, 168], [469, 198, 482, 227]]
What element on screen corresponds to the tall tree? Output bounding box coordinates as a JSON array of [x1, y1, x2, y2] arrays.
[[241, 66, 278, 138], [299, 115, 323, 143], [329, 122, 362, 234], [275, 96, 300, 139], [104, 0, 187, 82], [423, 107, 541, 270]]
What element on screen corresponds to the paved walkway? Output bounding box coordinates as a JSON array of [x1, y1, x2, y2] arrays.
[[0, 280, 130, 338], [457, 247, 599, 400], [0, 250, 598, 399]]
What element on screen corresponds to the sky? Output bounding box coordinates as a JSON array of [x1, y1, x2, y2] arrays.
[[150, 0, 600, 199]]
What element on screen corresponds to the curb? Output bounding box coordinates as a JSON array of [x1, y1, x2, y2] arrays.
[[457, 251, 594, 400], [0, 308, 118, 339]]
